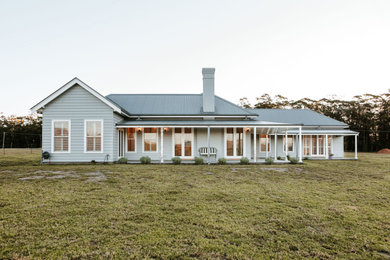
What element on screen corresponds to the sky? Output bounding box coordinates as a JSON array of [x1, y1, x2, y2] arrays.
[[1, 0, 390, 115]]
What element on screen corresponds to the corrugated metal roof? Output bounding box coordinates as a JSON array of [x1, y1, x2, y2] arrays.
[[106, 94, 256, 116], [249, 109, 348, 127], [116, 120, 299, 127]]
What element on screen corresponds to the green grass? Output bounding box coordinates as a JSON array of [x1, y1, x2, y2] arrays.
[[0, 149, 389, 259]]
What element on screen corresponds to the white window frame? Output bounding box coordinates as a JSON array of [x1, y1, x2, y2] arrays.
[[171, 127, 194, 158], [259, 134, 271, 152], [84, 119, 104, 153], [283, 135, 295, 153], [126, 128, 137, 153], [142, 128, 159, 153], [52, 120, 71, 153], [224, 127, 246, 158]]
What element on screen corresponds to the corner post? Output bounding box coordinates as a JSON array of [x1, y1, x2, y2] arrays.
[[274, 133, 277, 160], [325, 134, 329, 159], [207, 126, 211, 165], [299, 127, 303, 163], [253, 127, 257, 163], [160, 127, 164, 163], [355, 134, 358, 160], [285, 131, 288, 162]]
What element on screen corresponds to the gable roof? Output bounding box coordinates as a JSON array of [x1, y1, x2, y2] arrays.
[[250, 109, 348, 127], [30, 78, 128, 116], [106, 94, 257, 117]]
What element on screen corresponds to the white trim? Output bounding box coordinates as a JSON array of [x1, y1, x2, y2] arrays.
[[224, 127, 246, 158], [31, 78, 127, 115], [125, 128, 137, 153], [142, 127, 159, 153], [171, 127, 194, 159], [84, 119, 104, 153], [51, 120, 71, 153]]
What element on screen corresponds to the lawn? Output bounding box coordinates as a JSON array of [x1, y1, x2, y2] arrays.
[[0, 150, 389, 259]]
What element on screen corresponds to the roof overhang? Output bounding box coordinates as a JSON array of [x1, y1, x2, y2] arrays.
[[30, 78, 129, 116]]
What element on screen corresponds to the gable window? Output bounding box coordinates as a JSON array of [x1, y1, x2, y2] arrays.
[[143, 128, 158, 152], [283, 135, 294, 152], [259, 134, 271, 152], [85, 120, 103, 152], [225, 128, 244, 157], [173, 128, 193, 157], [53, 120, 70, 152], [127, 128, 136, 152]]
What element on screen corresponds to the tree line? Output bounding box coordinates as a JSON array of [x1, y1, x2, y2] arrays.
[[239, 90, 390, 152], [0, 114, 42, 148]]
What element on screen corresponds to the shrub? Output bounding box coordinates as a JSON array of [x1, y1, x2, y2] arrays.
[[117, 157, 128, 164], [303, 156, 309, 160], [264, 157, 274, 165], [277, 156, 282, 160], [172, 157, 182, 165], [90, 160, 96, 164], [240, 157, 250, 165], [194, 157, 204, 165], [140, 156, 151, 164], [218, 158, 227, 165], [287, 155, 290, 161], [289, 157, 299, 164]]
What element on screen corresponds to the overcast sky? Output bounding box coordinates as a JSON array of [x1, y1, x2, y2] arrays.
[[1, 0, 389, 115]]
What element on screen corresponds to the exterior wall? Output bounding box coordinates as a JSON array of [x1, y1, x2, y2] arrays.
[[42, 85, 120, 162]]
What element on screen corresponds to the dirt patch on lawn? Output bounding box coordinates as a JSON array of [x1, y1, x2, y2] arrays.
[[377, 148, 390, 154], [19, 170, 107, 182]]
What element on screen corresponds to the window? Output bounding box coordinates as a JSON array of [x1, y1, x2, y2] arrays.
[[127, 128, 136, 152], [173, 128, 193, 157], [53, 120, 70, 152], [311, 135, 326, 156], [225, 128, 244, 157], [85, 120, 103, 152], [259, 134, 271, 152], [283, 135, 294, 152], [143, 128, 158, 152], [304, 136, 311, 156]]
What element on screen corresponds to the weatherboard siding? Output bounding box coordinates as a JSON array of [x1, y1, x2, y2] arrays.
[[42, 85, 117, 162]]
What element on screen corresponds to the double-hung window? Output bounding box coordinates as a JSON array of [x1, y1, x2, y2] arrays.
[[173, 128, 193, 157], [85, 120, 103, 152], [53, 120, 70, 152], [143, 128, 158, 152], [225, 128, 244, 157], [127, 128, 136, 152], [283, 135, 294, 152]]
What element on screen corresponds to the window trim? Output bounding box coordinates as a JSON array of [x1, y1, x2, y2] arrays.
[[84, 119, 104, 153], [51, 120, 71, 153], [142, 127, 159, 153], [224, 127, 246, 158], [125, 128, 137, 153], [282, 135, 295, 153], [171, 127, 194, 158]]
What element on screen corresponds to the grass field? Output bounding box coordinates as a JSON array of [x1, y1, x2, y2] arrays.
[[0, 149, 389, 259]]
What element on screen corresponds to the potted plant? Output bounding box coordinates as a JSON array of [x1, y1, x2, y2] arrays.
[[329, 153, 334, 159]]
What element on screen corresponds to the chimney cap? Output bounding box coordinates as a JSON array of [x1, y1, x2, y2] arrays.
[[202, 68, 215, 74]]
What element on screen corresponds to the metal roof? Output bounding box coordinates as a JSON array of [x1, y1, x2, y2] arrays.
[[249, 109, 348, 127], [106, 94, 256, 116], [116, 120, 300, 127], [286, 129, 358, 135]]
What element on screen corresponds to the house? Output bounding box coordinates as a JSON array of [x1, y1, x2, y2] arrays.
[[30, 68, 358, 164]]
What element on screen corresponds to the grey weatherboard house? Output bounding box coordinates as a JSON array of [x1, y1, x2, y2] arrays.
[[31, 68, 359, 164]]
